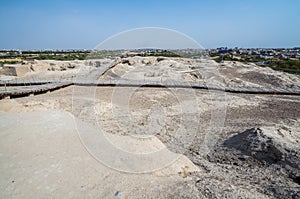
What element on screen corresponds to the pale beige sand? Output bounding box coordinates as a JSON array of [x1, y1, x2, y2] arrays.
[[0, 110, 201, 199]]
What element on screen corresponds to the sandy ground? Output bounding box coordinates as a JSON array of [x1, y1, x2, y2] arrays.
[[99, 57, 300, 89], [0, 57, 300, 198], [0, 109, 203, 198], [2, 57, 299, 89]]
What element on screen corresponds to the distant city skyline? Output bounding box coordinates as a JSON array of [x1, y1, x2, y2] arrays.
[[1, 0, 300, 50]]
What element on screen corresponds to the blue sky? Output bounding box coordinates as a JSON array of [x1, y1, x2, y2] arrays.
[[0, 0, 299, 49]]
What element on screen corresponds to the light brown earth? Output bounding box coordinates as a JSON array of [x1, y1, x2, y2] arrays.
[[0, 57, 300, 198]]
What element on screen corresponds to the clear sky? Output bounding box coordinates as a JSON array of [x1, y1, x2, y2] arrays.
[[0, 0, 299, 50]]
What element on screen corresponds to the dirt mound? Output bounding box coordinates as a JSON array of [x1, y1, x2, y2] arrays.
[[204, 124, 300, 198], [224, 127, 300, 184]]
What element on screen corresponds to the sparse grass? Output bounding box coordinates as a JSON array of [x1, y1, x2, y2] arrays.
[[140, 51, 181, 57], [286, 71, 300, 76], [267, 60, 300, 70], [0, 51, 90, 61], [211, 53, 300, 72]]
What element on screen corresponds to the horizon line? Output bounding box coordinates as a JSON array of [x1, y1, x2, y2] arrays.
[[1, 46, 300, 51]]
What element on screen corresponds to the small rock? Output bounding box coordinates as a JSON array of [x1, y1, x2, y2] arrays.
[[195, 179, 203, 184], [115, 191, 122, 196]]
